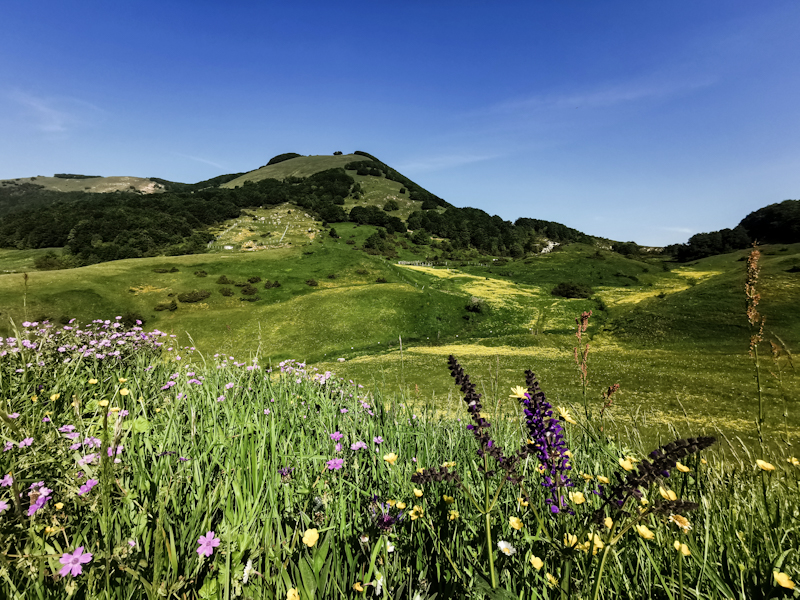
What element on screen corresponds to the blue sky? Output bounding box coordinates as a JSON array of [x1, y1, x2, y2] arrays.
[[2, 1, 799, 246]]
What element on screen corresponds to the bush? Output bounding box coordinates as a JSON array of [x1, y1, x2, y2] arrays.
[[154, 299, 178, 311], [194, 270, 207, 277], [216, 275, 234, 285], [551, 282, 592, 299], [356, 269, 369, 275], [177, 290, 211, 303], [265, 152, 302, 166], [306, 279, 318, 286], [376, 277, 387, 284], [465, 297, 485, 314], [333, 151, 343, 155], [327, 274, 337, 279], [329, 228, 339, 238], [241, 284, 258, 295], [240, 296, 260, 302], [383, 199, 400, 211], [120, 312, 146, 328], [247, 276, 262, 284], [220, 287, 234, 296], [346, 239, 355, 245]]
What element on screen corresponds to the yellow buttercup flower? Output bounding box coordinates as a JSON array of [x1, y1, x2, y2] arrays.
[[396, 501, 407, 510], [581, 472, 594, 481], [302, 528, 319, 547], [55, 502, 64, 510], [509, 516, 523, 530], [119, 388, 130, 396], [410, 505, 424, 520], [442, 495, 454, 504], [635, 524, 655, 540], [530, 555, 544, 570], [30, 395, 38, 403], [673, 540, 691, 556], [287, 589, 300, 600], [509, 386, 528, 399], [564, 533, 578, 547], [414, 488, 423, 497], [597, 475, 610, 484], [441, 461, 456, 468], [546, 573, 558, 588], [619, 458, 634, 471], [518, 497, 529, 507], [568, 491, 585, 504], [415, 467, 424, 474], [675, 461, 690, 473], [98, 400, 109, 408], [604, 517, 613, 529], [383, 452, 398, 465], [659, 486, 677, 501], [756, 459, 775, 472], [50, 393, 60, 401], [353, 582, 364, 592], [448, 509, 459, 521], [787, 456, 799, 467], [88, 379, 98, 384], [774, 572, 795, 590], [387, 499, 396, 507], [118, 377, 127, 383], [557, 406, 577, 425]]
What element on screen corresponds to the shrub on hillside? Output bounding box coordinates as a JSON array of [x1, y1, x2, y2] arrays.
[[194, 270, 207, 277], [216, 275, 234, 285], [376, 277, 387, 283], [247, 276, 262, 284], [241, 284, 258, 295], [220, 287, 234, 296], [120, 312, 146, 328], [154, 299, 178, 311], [383, 199, 399, 211], [551, 282, 592, 299], [306, 279, 318, 287], [265, 152, 302, 166], [177, 290, 211, 303], [240, 296, 259, 302]]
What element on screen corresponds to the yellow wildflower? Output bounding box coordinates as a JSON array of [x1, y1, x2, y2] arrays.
[[353, 582, 364, 592], [619, 458, 634, 471], [387, 499, 396, 507], [441, 461, 456, 468], [448, 509, 459, 521], [597, 475, 610, 484], [55, 502, 64, 510], [577, 533, 604, 555], [119, 388, 130, 396], [416, 467, 424, 474], [756, 459, 775, 472], [509, 386, 528, 399], [410, 505, 424, 520], [774, 572, 795, 590], [50, 393, 60, 401], [302, 528, 319, 547], [673, 540, 691, 556], [604, 517, 613, 529], [564, 533, 578, 548], [509, 516, 523, 530], [701, 458, 707, 465], [659, 486, 677, 501], [675, 461, 690, 473], [88, 379, 98, 385], [31, 395, 38, 403], [518, 497, 529, 507], [287, 589, 300, 600], [118, 377, 127, 383], [396, 502, 407, 510], [581, 472, 594, 481], [557, 406, 577, 425], [414, 488, 423, 497], [788, 457, 799, 467], [442, 495, 454, 504], [98, 399, 109, 408], [530, 555, 544, 570], [546, 573, 558, 588], [383, 452, 398, 465], [668, 514, 692, 532], [111, 407, 120, 412], [635, 524, 655, 540], [568, 491, 585, 504]]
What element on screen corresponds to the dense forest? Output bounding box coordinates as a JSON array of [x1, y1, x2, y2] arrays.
[[664, 199, 800, 261]]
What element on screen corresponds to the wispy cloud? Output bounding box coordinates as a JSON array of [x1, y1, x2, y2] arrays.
[[174, 153, 227, 170], [478, 75, 715, 117], [7, 89, 103, 133], [395, 152, 500, 172], [661, 226, 694, 234]]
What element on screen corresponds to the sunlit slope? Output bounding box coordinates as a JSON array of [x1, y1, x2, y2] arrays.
[[222, 154, 362, 186], [0, 175, 163, 194]]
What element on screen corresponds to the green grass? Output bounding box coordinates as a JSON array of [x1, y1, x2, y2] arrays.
[[0, 338, 797, 598], [0, 238, 798, 449]]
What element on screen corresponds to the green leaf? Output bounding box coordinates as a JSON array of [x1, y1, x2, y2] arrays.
[[313, 531, 330, 576], [300, 556, 317, 599], [198, 576, 219, 599], [131, 416, 150, 433]]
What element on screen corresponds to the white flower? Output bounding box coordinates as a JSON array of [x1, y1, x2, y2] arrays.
[[386, 541, 395, 553], [243, 559, 253, 584], [497, 540, 516, 556]]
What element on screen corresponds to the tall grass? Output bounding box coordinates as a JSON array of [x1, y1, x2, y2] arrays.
[[0, 319, 798, 599]]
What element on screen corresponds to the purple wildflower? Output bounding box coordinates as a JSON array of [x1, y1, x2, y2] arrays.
[[59, 547, 93, 577], [197, 531, 220, 557], [78, 479, 99, 496], [373, 436, 383, 445], [351, 441, 367, 451], [327, 458, 344, 470], [0, 500, 9, 513], [330, 431, 343, 442], [1, 474, 12, 487], [19, 437, 33, 448], [335, 443, 343, 452], [7, 413, 19, 419]]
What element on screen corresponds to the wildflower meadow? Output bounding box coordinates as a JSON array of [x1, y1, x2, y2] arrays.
[[0, 304, 798, 600]]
